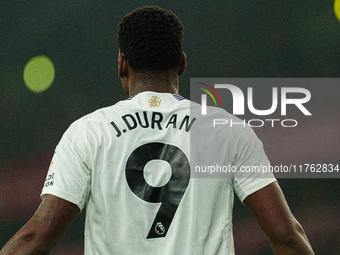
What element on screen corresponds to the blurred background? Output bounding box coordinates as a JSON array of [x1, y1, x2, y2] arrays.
[[1, 1, 339, 254]]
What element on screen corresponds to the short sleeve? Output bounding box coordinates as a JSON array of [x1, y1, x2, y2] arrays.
[[232, 125, 276, 203], [41, 120, 91, 211]]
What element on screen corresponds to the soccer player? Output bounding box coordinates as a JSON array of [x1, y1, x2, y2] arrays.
[[1, 6, 314, 255]]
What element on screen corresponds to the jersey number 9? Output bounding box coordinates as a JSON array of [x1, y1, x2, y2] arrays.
[[125, 142, 190, 239]]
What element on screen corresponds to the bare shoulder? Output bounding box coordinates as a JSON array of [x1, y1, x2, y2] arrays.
[[244, 181, 296, 233], [244, 182, 315, 254], [34, 194, 80, 227], [244, 182, 289, 214]]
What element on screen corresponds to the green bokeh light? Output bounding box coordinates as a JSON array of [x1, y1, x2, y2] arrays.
[[335, 0, 340, 21], [24, 55, 55, 93]]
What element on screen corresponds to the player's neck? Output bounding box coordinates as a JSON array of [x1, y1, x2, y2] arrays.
[[128, 70, 179, 97]]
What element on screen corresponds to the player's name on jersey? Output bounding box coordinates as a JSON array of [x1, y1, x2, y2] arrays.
[[110, 111, 196, 137]]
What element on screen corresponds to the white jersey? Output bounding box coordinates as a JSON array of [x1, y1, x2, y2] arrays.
[[41, 91, 275, 255]]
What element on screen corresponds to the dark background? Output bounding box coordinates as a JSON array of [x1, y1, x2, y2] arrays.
[[1, 1, 339, 254]]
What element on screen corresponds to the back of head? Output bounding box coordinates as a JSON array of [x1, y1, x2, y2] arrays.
[[118, 6, 184, 73]]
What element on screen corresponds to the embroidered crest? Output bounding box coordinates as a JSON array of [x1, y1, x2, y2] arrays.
[[149, 96, 162, 107]]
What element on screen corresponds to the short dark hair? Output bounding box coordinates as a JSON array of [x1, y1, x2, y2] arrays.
[[118, 6, 184, 72]]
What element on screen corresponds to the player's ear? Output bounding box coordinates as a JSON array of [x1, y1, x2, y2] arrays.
[[118, 53, 128, 78], [177, 52, 187, 76]]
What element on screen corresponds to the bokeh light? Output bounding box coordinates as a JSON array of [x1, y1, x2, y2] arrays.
[[335, 0, 340, 21], [23, 55, 55, 93]]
